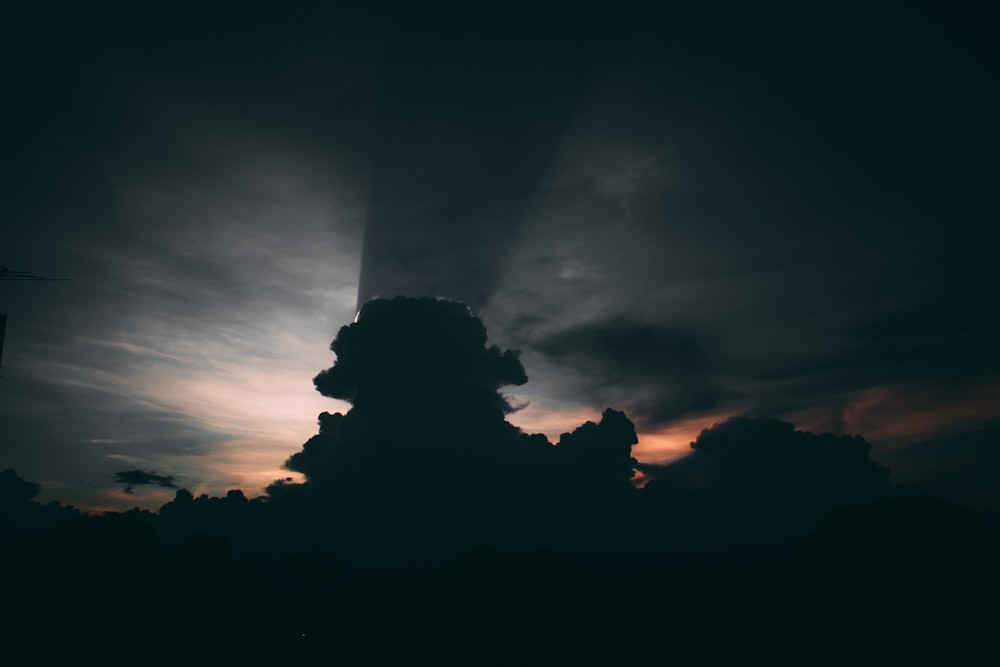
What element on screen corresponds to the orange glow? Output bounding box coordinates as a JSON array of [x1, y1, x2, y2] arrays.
[[633, 412, 734, 464], [510, 400, 736, 467], [792, 378, 1000, 449], [508, 400, 604, 443], [631, 468, 651, 488], [64, 487, 175, 515]]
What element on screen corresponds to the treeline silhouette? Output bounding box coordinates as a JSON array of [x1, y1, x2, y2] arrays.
[[2, 298, 996, 661]]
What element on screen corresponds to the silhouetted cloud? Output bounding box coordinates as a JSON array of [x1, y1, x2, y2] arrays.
[[268, 297, 647, 571], [283, 411, 346, 485], [2, 296, 997, 658], [114, 469, 178, 494], [556, 408, 638, 490], [637, 416, 896, 561], [314, 297, 527, 410], [643, 416, 892, 503], [0, 469, 81, 546], [0, 468, 41, 504]]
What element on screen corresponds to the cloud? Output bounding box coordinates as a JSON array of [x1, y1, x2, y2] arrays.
[[313, 297, 527, 411], [3, 4, 998, 657], [288, 298, 540, 506], [270, 298, 931, 571], [638, 416, 896, 558], [643, 416, 892, 505], [113, 469, 179, 494], [268, 297, 646, 571], [283, 411, 347, 485], [0, 374, 227, 505], [0, 111, 365, 511], [0, 469, 41, 505], [2, 292, 995, 657], [555, 408, 638, 490], [534, 318, 721, 426]]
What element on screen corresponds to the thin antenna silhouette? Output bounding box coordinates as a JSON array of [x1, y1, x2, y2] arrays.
[[0, 266, 70, 281], [1, 266, 70, 376]]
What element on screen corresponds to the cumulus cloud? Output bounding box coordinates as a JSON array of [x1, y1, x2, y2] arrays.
[[314, 297, 527, 411], [556, 408, 638, 490], [637, 416, 896, 559], [284, 298, 546, 519], [267, 298, 920, 571], [643, 416, 892, 505], [269, 297, 644, 567], [7, 298, 919, 575]]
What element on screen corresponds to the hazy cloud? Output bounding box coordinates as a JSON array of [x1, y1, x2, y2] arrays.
[[535, 319, 720, 426]]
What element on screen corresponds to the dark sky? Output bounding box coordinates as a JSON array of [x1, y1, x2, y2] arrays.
[[2, 2, 998, 512]]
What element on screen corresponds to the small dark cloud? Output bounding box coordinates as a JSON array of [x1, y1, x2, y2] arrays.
[[114, 469, 178, 494]]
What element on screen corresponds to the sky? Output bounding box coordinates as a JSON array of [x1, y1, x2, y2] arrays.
[[2, 2, 998, 513]]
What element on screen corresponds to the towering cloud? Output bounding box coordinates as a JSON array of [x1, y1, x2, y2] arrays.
[[274, 297, 640, 566], [263, 297, 909, 571], [313, 297, 526, 413]]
